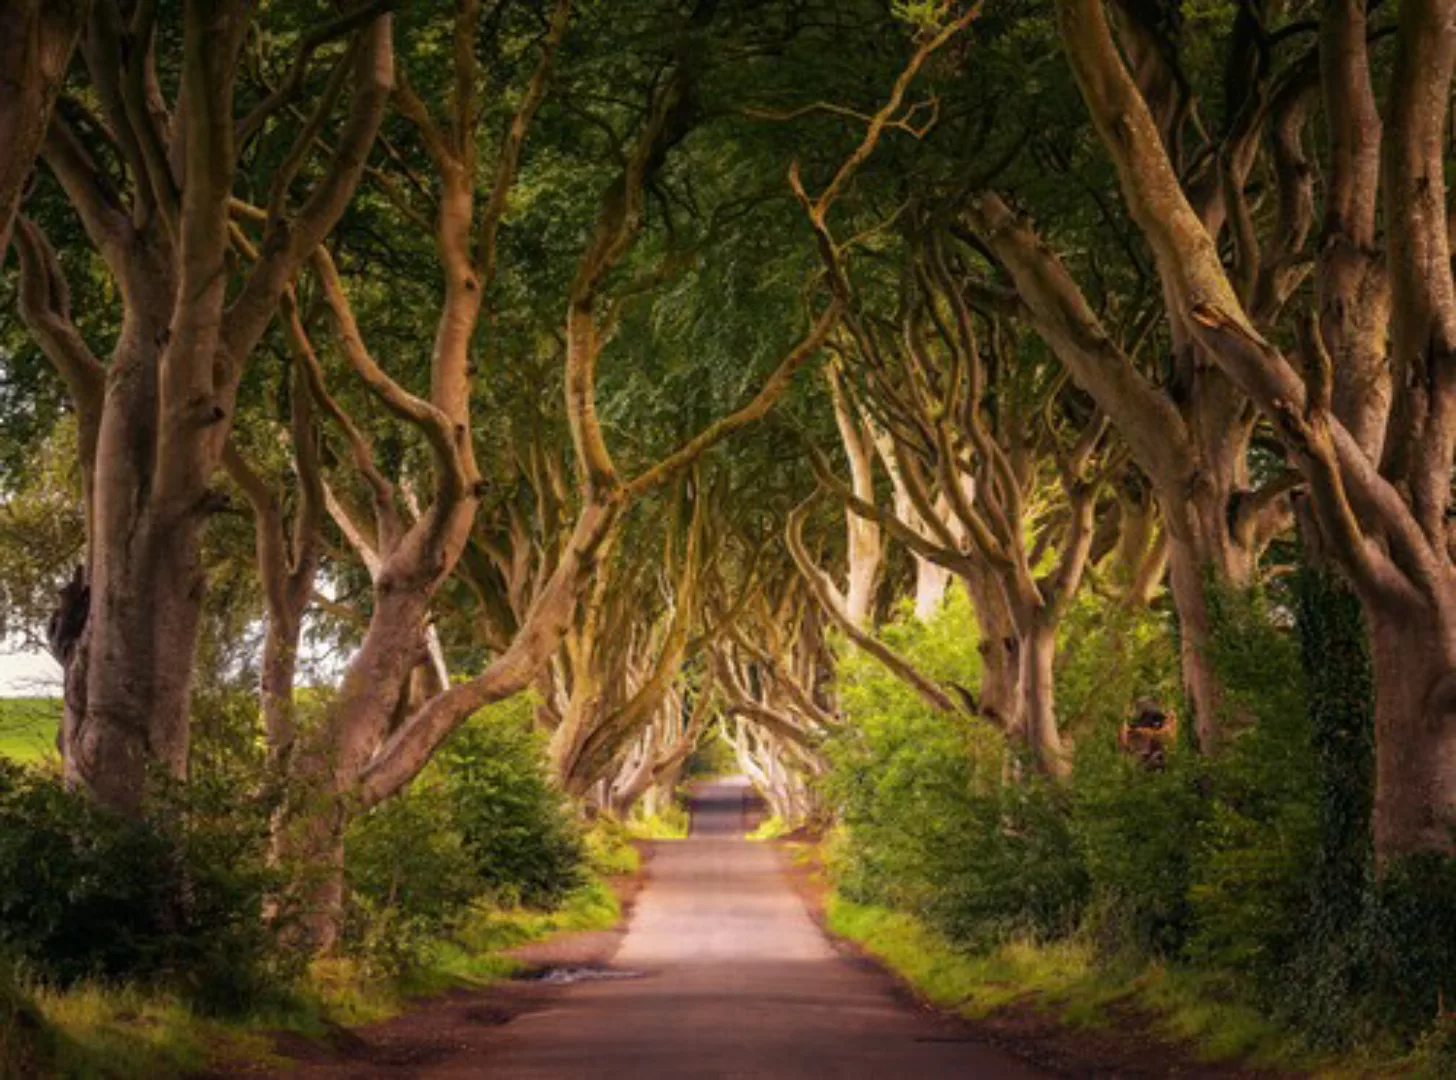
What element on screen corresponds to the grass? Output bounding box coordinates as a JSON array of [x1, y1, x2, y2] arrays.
[[826, 895, 1091, 1013], [622, 803, 690, 839], [822, 893, 1427, 1076], [746, 815, 791, 841], [582, 819, 644, 874], [22, 981, 275, 1079], [454, 877, 622, 955], [6, 862, 629, 1078], [0, 698, 60, 763], [302, 875, 623, 1027]]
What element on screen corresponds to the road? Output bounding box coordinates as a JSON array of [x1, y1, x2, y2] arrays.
[[482, 778, 1048, 1078]]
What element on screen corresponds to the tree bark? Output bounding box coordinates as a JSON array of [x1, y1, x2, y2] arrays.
[[1367, 606, 1456, 858], [18, 7, 392, 814], [0, 0, 88, 261], [1021, 622, 1066, 779], [1051, 0, 1456, 858]]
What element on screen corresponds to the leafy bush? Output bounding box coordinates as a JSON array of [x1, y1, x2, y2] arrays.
[[825, 592, 1087, 948], [343, 781, 479, 976], [1072, 737, 1205, 957], [824, 566, 1456, 1062], [0, 758, 291, 1015], [1182, 584, 1319, 983], [1061, 594, 1193, 956], [343, 695, 586, 971], [436, 696, 584, 908], [1055, 594, 1179, 743], [1362, 853, 1456, 1037]]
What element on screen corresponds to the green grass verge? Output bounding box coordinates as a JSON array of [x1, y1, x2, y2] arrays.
[[583, 819, 644, 874], [622, 804, 689, 839], [746, 815, 793, 841], [824, 893, 1445, 1077], [0, 698, 60, 763], [7, 867, 627, 1078]]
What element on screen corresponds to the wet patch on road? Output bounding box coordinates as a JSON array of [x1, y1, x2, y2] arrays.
[[518, 965, 646, 985]]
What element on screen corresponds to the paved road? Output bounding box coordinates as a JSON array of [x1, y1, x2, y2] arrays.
[[485, 778, 1048, 1078]]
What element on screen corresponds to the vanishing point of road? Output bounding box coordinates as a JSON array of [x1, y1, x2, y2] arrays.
[[482, 778, 1047, 1078]]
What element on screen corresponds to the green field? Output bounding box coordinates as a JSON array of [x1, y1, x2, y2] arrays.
[[0, 698, 61, 762]]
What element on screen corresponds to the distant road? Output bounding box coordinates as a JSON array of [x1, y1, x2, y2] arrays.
[[482, 777, 1048, 1078]]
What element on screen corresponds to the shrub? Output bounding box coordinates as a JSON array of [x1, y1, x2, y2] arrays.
[[1363, 853, 1456, 1037], [0, 757, 291, 1015], [825, 592, 1087, 948], [343, 782, 479, 976], [1184, 585, 1319, 985], [1071, 736, 1205, 957], [343, 695, 586, 970], [436, 695, 584, 908], [820, 564, 1456, 1063], [1055, 593, 1179, 744]]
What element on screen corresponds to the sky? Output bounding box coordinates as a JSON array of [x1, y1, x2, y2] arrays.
[[0, 646, 62, 696], [0, 612, 339, 698]]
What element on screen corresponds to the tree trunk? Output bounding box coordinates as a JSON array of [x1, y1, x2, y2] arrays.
[[66, 530, 203, 810], [1366, 604, 1456, 860], [1020, 622, 1068, 778], [0, 0, 88, 261], [965, 564, 1019, 732], [259, 611, 302, 765], [644, 760, 684, 818], [913, 560, 952, 621], [1161, 474, 1258, 752], [279, 591, 432, 951], [64, 284, 198, 811]]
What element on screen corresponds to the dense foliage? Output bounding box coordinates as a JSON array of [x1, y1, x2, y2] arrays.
[[3, 0, 1456, 1071], [345, 696, 586, 969], [0, 759, 289, 1015], [0, 694, 592, 1013], [823, 576, 1456, 1057]]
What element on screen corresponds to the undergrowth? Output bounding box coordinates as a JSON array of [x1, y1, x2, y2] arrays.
[[824, 894, 1451, 1075], [747, 815, 791, 841], [0, 692, 636, 1077], [623, 802, 690, 839], [4, 850, 627, 1078], [819, 578, 1456, 1075]]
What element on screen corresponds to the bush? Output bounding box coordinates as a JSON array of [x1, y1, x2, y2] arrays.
[[1363, 853, 1456, 1037], [436, 696, 584, 908], [1072, 737, 1205, 957], [820, 566, 1456, 1063], [825, 591, 1087, 948], [1055, 593, 1179, 744], [343, 695, 586, 971], [343, 781, 480, 976], [1183, 585, 1319, 983], [0, 758, 291, 1015]]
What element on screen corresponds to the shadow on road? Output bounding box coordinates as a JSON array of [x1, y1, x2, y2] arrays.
[[686, 775, 765, 837]]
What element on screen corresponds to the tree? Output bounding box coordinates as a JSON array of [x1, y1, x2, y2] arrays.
[[1053, 0, 1455, 861], [15, 2, 392, 811], [0, 0, 89, 262]]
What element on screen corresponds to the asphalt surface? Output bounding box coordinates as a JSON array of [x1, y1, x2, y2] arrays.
[[484, 777, 1048, 1078]]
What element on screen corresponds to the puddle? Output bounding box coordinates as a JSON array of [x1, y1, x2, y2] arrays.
[[524, 967, 645, 985]]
